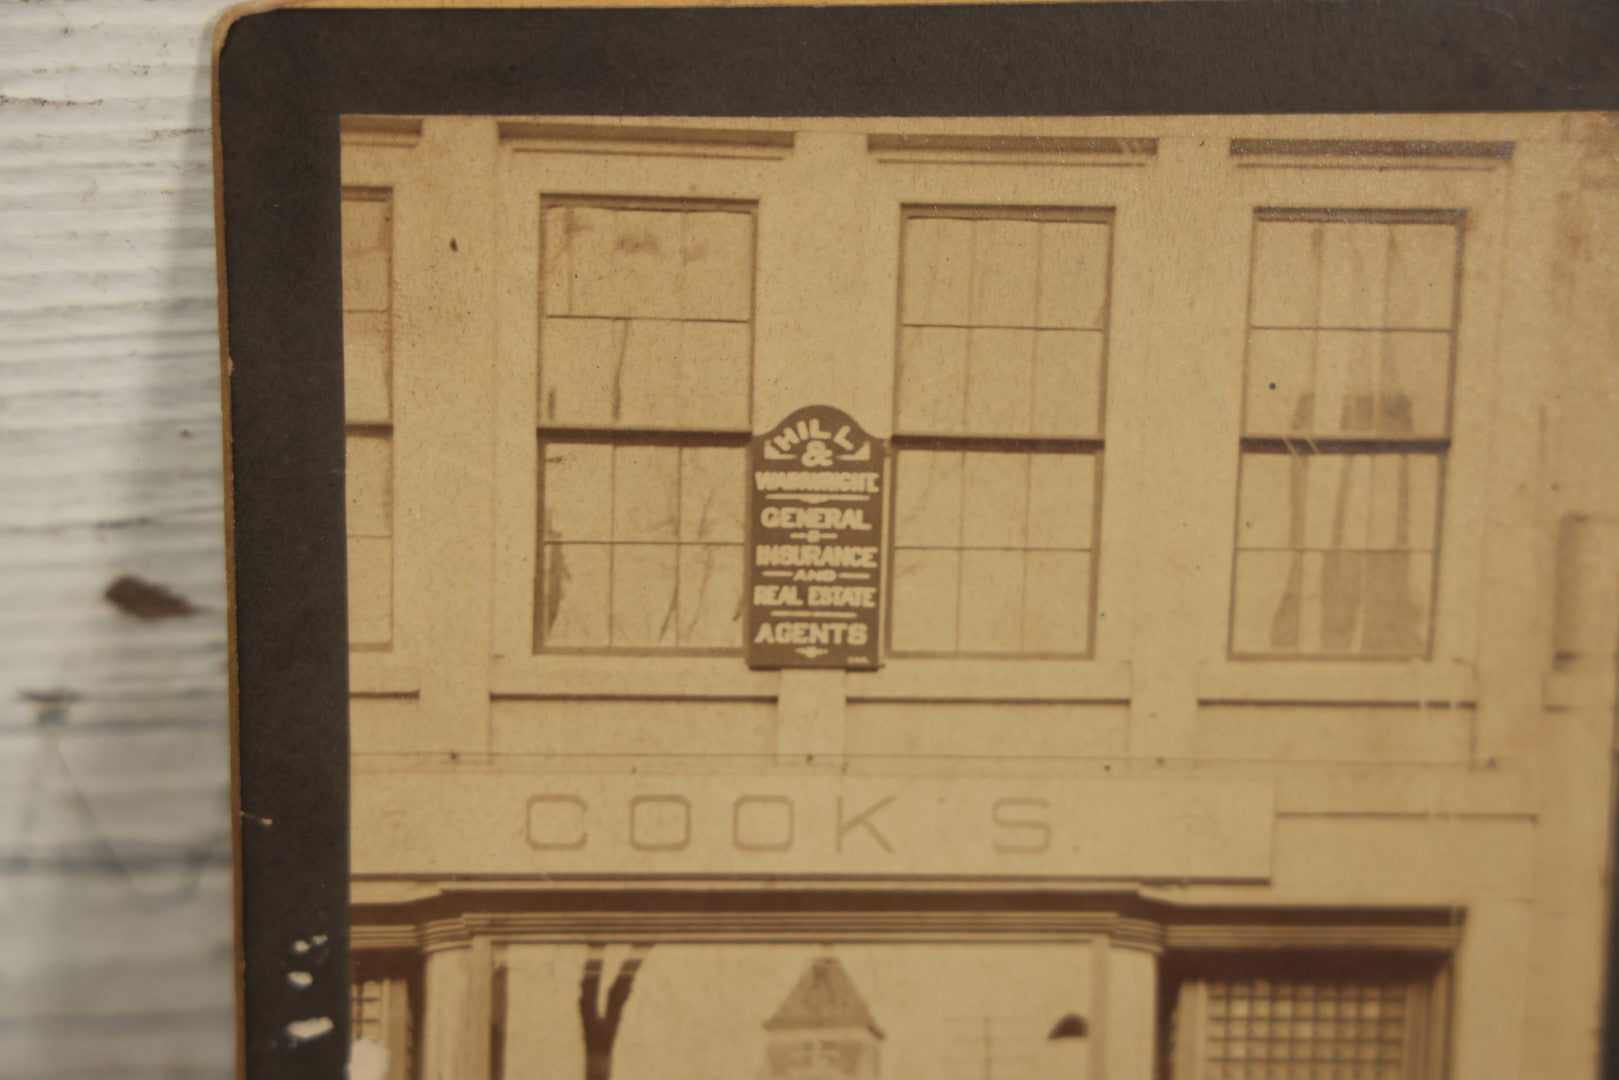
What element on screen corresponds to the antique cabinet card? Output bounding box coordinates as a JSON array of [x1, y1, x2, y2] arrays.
[[214, 5, 1619, 1079]]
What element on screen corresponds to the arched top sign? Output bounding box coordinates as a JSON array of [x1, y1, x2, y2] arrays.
[[747, 406, 887, 670]]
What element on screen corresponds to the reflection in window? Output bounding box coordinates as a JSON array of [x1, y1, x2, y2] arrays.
[[890, 208, 1111, 657], [534, 198, 755, 653], [1231, 210, 1461, 658]]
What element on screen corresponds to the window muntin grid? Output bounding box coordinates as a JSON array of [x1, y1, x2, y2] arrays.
[[890, 207, 1112, 658], [538, 198, 754, 432], [890, 446, 1097, 656], [1231, 210, 1462, 659], [1201, 977, 1415, 1079], [534, 197, 756, 654], [538, 437, 747, 653]]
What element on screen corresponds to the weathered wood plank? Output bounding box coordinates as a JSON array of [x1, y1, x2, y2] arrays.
[[0, 1, 236, 1076]]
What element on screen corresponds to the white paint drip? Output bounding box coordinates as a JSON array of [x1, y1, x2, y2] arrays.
[[349, 1036, 390, 1080], [286, 1016, 333, 1044], [287, 971, 314, 989], [291, 934, 329, 956]]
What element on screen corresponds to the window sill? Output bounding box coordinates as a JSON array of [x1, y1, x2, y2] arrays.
[[487, 654, 1135, 704], [1196, 660, 1476, 706], [848, 658, 1132, 704], [490, 654, 779, 700]]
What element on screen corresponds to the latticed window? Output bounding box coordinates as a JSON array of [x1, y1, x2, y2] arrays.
[[534, 198, 754, 653], [352, 977, 387, 1042], [350, 956, 419, 1080], [342, 188, 397, 649], [1231, 209, 1461, 658], [889, 207, 1111, 657], [1164, 959, 1448, 1080]]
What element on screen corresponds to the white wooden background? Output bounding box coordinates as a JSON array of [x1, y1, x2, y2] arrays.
[[0, 1, 235, 1076]]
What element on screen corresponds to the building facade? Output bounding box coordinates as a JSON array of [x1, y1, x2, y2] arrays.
[[340, 114, 1619, 1080]]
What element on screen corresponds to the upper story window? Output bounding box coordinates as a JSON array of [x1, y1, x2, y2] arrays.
[[342, 187, 397, 651], [1230, 209, 1461, 659], [535, 198, 755, 653], [888, 207, 1112, 658]]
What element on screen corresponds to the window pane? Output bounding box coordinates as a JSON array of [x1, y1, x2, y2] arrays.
[[1236, 453, 1299, 551], [960, 452, 1029, 549], [901, 216, 973, 325], [1026, 453, 1096, 550], [348, 536, 392, 647], [1022, 551, 1091, 654], [1250, 219, 1322, 329], [1367, 453, 1441, 551], [679, 446, 745, 543], [1378, 332, 1452, 437], [1313, 331, 1381, 436], [969, 218, 1041, 327], [1243, 330, 1315, 436], [341, 192, 391, 313], [1386, 222, 1460, 329], [1030, 329, 1104, 438], [543, 204, 613, 317], [540, 318, 623, 427], [679, 210, 754, 320], [346, 432, 393, 539], [957, 549, 1025, 653], [889, 549, 960, 653], [344, 311, 391, 424], [895, 327, 968, 434], [612, 445, 680, 542], [617, 319, 750, 430], [611, 208, 685, 318], [677, 544, 744, 647], [1232, 549, 1315, 655], [542, 442, 611, 543], [1036, 220, 1110, 330], [1320, 221, 1397, 328], [540, 543, 610, 647], [963, 328, 1035, 435], [1360, 551, 1434, 657], [1301, 454, 1372, 551], [611, 544, 679, 647], [893, 450, 963, 547], [668, 321, 752, 429]]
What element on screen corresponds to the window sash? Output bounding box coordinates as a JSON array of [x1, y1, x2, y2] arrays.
[[536, 431, 749, 655]]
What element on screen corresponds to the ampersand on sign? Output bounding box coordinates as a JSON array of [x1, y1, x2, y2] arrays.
[[800, 440, 833, 468]]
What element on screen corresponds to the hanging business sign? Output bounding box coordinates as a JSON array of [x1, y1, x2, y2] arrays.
[[746, 406, 886, 670]]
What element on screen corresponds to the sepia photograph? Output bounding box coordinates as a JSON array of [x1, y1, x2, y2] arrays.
[[329, 111, 1619, 1080], [208, 6, 1619, 1080]]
